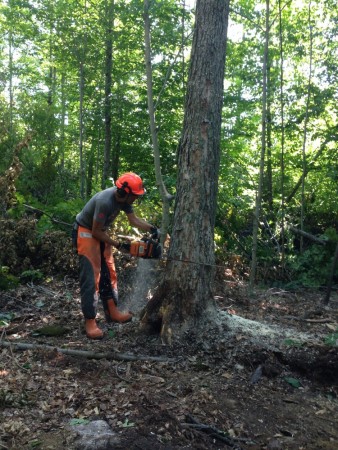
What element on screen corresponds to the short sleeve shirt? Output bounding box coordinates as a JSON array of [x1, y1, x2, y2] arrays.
[[76, 187, 133, 230]]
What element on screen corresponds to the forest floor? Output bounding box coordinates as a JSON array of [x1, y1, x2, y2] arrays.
[[0, 257, 338, 450]]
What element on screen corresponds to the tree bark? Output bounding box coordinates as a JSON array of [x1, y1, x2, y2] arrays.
[[141, 0, 229, 343]]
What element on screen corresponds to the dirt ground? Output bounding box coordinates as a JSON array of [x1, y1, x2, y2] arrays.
[[1, 258, 338, 450]]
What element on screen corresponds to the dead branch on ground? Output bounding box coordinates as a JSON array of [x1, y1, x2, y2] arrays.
[[0, 341, 175, 363]]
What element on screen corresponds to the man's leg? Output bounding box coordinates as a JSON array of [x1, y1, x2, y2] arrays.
[[77, 226, 103, 339], [100, 242, 132, 323]]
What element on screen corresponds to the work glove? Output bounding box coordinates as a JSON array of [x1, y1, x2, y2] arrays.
[[120, 242, 131, 253], [150, 226, 161, 240]]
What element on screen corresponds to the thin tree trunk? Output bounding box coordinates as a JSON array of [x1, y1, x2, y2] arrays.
[[86, 146, 95, 198], [181, 0, 186, 89], [46, 30, 55, 160], [265, 62, 273, 212], [249, 0, 270, 293], [8, 27, 14, 135], [60, 73, 66, 169], [322, 243, 338, 305], [112, 92, 122, 183], [278, 0, 286, 269], [102, 0, 114, 189], [143, 0, 174, 239], [95, 106, 102, 184], [79, 59, 85, 200], [111, 85, 123, 182], [79, 1, 88, 200], [300, 1, 313, 253]]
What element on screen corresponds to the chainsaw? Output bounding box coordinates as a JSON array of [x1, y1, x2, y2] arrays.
[[120, 235, 162, 259]]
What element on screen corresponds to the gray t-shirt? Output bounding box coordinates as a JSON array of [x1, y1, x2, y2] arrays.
[[76, 187, 133, 230]]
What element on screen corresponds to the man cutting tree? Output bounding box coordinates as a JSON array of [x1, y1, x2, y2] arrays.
[[73, 172, 159, 339]]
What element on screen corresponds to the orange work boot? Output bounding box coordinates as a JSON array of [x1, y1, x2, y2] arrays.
[[107, 299, 132, 323], [85, 319, 104, 339]]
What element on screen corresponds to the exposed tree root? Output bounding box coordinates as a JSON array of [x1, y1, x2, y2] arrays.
[[274, 346, 338, 384], [183, 414, 251, 449], [140, 281, 217, 344]]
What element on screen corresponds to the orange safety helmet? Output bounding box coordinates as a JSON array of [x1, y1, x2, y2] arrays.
[[115, 172, 145, 196]]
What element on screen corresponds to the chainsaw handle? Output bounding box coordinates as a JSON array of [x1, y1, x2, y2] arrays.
[[150, 227, 161, 240]]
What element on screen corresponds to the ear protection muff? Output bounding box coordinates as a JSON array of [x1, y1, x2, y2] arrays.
[[117, 181, 130, 198]]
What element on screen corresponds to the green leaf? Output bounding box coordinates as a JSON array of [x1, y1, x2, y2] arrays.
[[29, 440, 42, 448], [35, 300, 45, 308], [284, 377, 302, 388], [108, 329, 115, 338], [0, 312, 15, 321], [69, 418, 90, 426], [283, 338, 304, 347], [324, 332, 338, 347], [122, 419, 135, 428]]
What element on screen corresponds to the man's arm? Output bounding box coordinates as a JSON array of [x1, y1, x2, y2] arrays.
[[126, 212, 155, 233], [91, 220, 121, 249]]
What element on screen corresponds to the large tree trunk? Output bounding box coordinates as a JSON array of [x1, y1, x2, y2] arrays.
[[141, 0, 229, 343]]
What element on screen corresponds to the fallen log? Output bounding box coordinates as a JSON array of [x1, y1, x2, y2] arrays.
[[0, 341, 174, 363], [288, 225, 327, 245]]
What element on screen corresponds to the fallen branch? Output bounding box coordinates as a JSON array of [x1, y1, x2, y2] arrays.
[[183, 414, 252, 449], [0, 341, 174, 363], [282, 315, 334, 323], [303, 318, 335, 324], [287, 225, 327, 246]]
